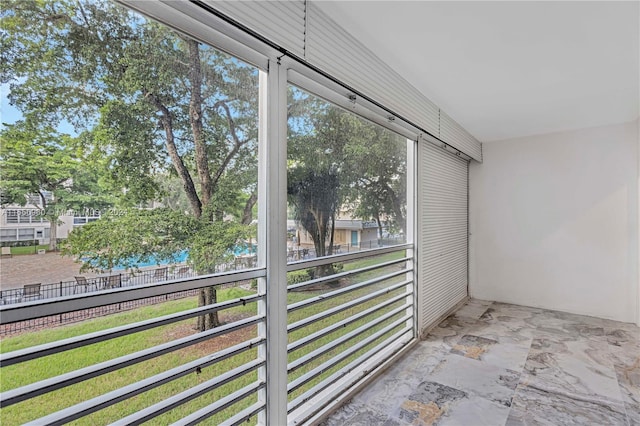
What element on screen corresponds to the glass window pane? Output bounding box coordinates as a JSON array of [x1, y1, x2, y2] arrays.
[[287, 86, 408, 262], [2, 0, 260, 280]]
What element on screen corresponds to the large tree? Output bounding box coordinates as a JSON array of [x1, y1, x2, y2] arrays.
[[63, 209, 250, 329], [0, 121, 92, 251], [2, 0, 259, 330], [347, 126, 407, 238], [287, 88, 407, 262]]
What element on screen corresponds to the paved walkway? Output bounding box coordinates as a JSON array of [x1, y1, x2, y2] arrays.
[[0, 252, 105, 290]]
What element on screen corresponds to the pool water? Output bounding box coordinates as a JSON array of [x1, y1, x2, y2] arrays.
[[85, 244, 256, 270]]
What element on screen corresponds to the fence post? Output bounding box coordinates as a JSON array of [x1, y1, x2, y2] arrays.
[[59, 281, 63, 324]]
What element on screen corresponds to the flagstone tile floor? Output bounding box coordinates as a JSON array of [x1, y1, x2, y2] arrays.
[[321, 299, 640, 426]]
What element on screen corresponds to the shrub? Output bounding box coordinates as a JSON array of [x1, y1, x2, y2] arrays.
[[287, 270, 311, 286]]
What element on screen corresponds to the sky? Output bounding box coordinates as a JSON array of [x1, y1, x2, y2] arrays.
[[1, 82, 77, 135], [0, 83, 21, 129]]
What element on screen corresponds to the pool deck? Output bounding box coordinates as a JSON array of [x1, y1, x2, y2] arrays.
[[1, 252, 114, 290]]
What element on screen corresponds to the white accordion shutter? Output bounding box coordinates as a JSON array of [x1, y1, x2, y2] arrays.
[[128, 0, 483, 161], [202, 0, 307, 58], [439, 111, 482, 164], [418, 140, 469, 333], [305, 2, 440, 138]]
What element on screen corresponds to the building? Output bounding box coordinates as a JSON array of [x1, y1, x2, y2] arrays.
[[0, 1, 637, 425], [0, 203, 100, 245], [288, 218, 382, 251]]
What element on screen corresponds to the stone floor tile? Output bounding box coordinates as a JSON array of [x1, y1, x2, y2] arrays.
[[506, 383, 628, 426], [320, 400, 405, 426], [615, 360, 640, 426], [427, 354, 520, 408], [452, 300, 492, 320], [523, 336, 623, 403], [323, 301, 640, 426]]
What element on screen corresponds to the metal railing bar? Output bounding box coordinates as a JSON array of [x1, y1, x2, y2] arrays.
[[287, 269, 410, 313], [288, 305, 411, 373], [287, 281, 411, 333], [287, 315, 411, 394], [288, 292, 409, 353], [171, 380, 266, 426], [219, 401, 265, 426], [287, 328, 413, 417], [0, 268, 266, 324], [0, 315, 263, 408], [286, 244, 411, 272], [288, 327, 412, 413], [112, 359, 265, 426], [25, 348, 265, 426], [1, 295, 264, 367], [287, 257, 410, 291]]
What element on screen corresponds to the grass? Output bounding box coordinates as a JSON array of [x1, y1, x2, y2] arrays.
[[0, 251, 410, 424], [5, 245, 50, 255], [0, 288, 258, 425], [286, 250, 408, 402]]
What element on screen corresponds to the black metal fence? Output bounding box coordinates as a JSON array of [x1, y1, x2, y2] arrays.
[[0, 257, 261, 306], [0, 288, 202, 336], [0, 267, 197, 305], [0, 238, 404, 336]]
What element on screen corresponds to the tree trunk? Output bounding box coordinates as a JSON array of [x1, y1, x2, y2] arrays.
[[48, 215, 58, 251], [241, 191, 257, 225], [196, 287, 221, 331], [147, 93, 202, 218], [385, 183, 406, 235], [197, 289, 206, 331], [37, 192, 57, 251], [204, 287, 220, 329], [186, 39, 213, 207], [328, 211, 335, 256], [148, 89, 219, 331]]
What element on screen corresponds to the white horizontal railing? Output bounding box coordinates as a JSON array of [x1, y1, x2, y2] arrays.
[[0, 268, 267, 424], [286, 243, 412, 272], [0, 268, 264, 324], [1, 294, 264, 367], [286, 244, 416, 424], [1, 315, 264, 407], [0, 245, 415, 424]]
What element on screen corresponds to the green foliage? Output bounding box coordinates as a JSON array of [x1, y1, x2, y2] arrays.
[[62, 208, 252, 273], [2, 0, 260, 218], [62, 208, 195, 272], [189, 221, 250, 274], [287, 270, 311, 286], [287, 87, 408, 257], [0, 121, 76, 205]]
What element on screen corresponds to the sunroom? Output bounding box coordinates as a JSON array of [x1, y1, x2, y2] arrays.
[[0, 1, 638, 425]]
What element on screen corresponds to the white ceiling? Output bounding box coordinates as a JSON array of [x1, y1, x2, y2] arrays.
[[314, 1, 639, 142]]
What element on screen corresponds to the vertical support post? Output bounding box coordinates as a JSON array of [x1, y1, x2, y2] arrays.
[[257, 58, 288, 425], [59, 281, 63, 324], [406, 138, 417, 337]]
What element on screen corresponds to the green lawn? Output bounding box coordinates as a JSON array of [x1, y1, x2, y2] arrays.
[[0, 288, 259, 425], [4, 245, 50, 255], [0, 252, 410, 425]]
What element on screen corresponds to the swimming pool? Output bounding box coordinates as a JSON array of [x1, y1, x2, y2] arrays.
[[83, 250, 189, 271], [84, 244, 256, 270]]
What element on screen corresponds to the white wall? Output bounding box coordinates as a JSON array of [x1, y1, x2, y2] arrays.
[[470, 121, 639, 324]]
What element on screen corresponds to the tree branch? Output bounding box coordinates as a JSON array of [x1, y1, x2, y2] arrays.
[[146, 91, 202, 218]]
